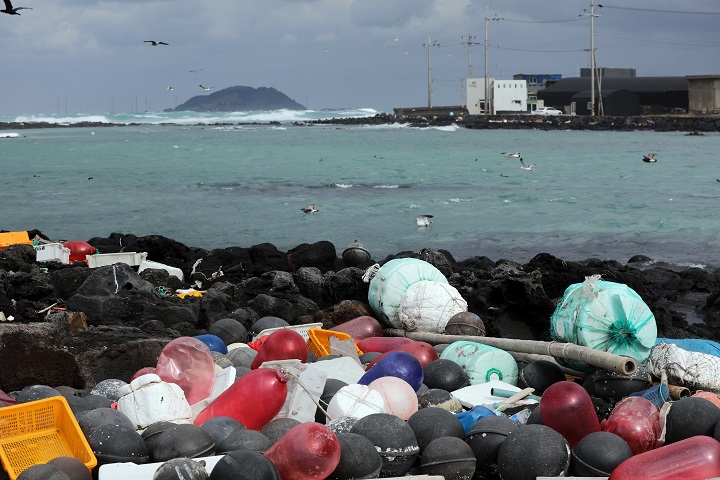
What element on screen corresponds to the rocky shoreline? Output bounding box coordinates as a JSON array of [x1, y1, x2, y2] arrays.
[[1, 231, 719, 392], [1, 113, 719, 132]]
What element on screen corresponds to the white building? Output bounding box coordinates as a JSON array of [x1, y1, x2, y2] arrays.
[[466, 78, 527, 115]]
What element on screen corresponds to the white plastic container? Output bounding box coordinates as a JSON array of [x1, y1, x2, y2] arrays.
[[34, 243, 70, 264], [87, 251, 148, 268], [260, 359, 327, 423], [138, 259, 184, 281]]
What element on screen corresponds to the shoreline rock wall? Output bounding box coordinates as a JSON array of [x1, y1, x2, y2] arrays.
[[2, 232, 720, 391]]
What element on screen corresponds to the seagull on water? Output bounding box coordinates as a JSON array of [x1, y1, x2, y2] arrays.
[[416, 215, 433, 227], [199, 85, 214, 92], [144, 40, 169, 46], [1, 0, 32, 15], [519, 157, 535, 171], [301, 204, 318, 213], [642, 153, 657, 163], [502, 151, 521, 160]]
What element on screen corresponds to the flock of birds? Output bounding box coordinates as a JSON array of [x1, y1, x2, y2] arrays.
[[142, 40, 214, 93]]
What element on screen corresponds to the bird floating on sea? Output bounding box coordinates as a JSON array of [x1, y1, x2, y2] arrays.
[[199, 85, 214, 92], [502, 152, 521, 160], [619, 175, 630, 179], [642, 153, 657, 163], [519, 157, 535, 171], [144, 40, 169, 46], [1, 0, 32, 15], [301, 204, 318, 214], [416, 215, 433, 227]]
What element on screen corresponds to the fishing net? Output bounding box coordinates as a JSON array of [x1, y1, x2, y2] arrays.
[[646, 342, 720, 393]]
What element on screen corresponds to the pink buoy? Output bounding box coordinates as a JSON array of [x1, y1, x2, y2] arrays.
[[356, 336, 414, 354], [130, 367, 156, 382], [330, 316, 384, 340], [155, 337, 215, 405], [540, 381, 600, 449], [264, 422, 341, 480], [368, 376, 418, 420], [366, 341, 439, 370], [603, 396, 660, 454], [251, 329, 308, 369], [193, 368, 288, 430]]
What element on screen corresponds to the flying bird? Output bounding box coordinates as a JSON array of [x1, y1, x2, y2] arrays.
[[301, 204, 318, 214], [144, 40, 169, 46], [416, 215, 433, 227], [189, 69, 204, 73], [166, 86, 173, 91], [519, 157, 535, 171], [642, 153, 657, 163], [199, 85, 214, 92], [502, 152, 521, 160], [1, 0, 32, 15]]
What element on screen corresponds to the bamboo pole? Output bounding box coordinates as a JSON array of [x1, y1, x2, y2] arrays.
[[383, 329, 637, 375]]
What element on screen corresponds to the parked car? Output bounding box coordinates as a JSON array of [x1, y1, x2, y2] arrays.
[[535, 107, 563, 116]]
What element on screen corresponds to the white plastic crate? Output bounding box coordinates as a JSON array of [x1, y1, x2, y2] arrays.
[[34, 243, 70, 264], [87, 252, 148, 268], [138, 260, 184, 281]]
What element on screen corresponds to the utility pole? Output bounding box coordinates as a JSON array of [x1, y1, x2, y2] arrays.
[[423, 36, 440, 107], [583, 2, 602, 116], [484, 9, 503, 115], [463, 35, 480, 78]]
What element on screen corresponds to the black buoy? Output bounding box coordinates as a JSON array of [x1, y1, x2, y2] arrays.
[[466, 414, 518, 478], [249, 316, 289, 336], [90, 379, 127, 401], [209, 318, 249, 345], [153, 458, 209, 480], [315, 378, 348, 423], [417, 388, 463, 413], [359, 351, 382, 366], [209, 449, 280, 480], [327, 416, 360, 435], [260, 417, 301, 444], [328, 432, 383, 480], [47, 456, 92, 480], [86, 422, 149, 466], [407, 407, 465, 453], [16, 464, 70, 480], [349, 413, 419, 477], [342, 241, 371, 267], [518, 360, 566, 394], [16, 385, 61, 403], [665, 396, 720, 444], [226, 347, 257, 370], [216, 429, 272, 454], [497, 424, 570, 480], [141, 421, 178, 461], [200, 416, 246, 447], [525, 406, 543, 425], [153, 424, 215, 462], [420, 436, 476, 480], [715, 417, 720, 442], [591, 365, 651, 402], [571, 431, 633, 477], [423, 359, 470, 391], [444, 311, 485, 336], [212, 352, 234, 369], [77, 408, 135, 437]]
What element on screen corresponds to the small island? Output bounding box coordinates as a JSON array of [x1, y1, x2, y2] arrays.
[[165, 86, 306, 112]]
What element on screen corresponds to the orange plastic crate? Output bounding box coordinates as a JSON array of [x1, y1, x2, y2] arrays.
[[0, 396, 97, 479], [0, 232, 32, 251], [307, 328, 363, 358]]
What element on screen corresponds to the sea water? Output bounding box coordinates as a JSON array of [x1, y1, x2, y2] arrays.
[[1, 109, 719, 267]]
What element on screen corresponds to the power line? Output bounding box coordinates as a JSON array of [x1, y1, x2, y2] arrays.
[[495, 46, 586, 53], [502, 16, 584, 23], [602, 5, 720, 15]]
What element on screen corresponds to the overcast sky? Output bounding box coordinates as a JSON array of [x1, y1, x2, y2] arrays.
[[2, 0, 719, 115]]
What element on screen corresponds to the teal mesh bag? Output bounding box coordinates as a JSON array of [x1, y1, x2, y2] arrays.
[[550, 275, 657, 372]]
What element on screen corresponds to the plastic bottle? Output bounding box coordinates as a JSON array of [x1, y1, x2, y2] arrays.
[[193, 368, 288, 430], [608, 435, 720, 480], [356, 337, 414, 354], [540, 380, 600, 449], [358, 351, 424, 391], [603, 396, 660, 454], [366, 341, 439, 369], [264, 422, 341, 480], [251, 329, 308, 369], [155, 337, 215, 405]]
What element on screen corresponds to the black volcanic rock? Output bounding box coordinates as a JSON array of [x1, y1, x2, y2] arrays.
[[169, 86, 306, 112]]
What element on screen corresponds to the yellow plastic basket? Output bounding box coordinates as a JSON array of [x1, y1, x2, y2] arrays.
[[0, 231, 32, 251], [306, 328, 363, 358], [0, 396, 97, 479]]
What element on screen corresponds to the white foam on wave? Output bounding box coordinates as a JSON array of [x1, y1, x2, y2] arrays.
[[14, 114, 112, 124], [430, 124, 460, 132], [0, 133, 21, 138], [374, 184, 399, 189], [335, 183, 353, 188]]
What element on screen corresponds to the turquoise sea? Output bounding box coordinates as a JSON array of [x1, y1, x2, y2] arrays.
[[1, 109, 719, 268]]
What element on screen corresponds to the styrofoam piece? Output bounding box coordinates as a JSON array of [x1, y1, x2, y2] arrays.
[[326, 384, 388, 422], [138, 259, 184, 281], [253, 322, 323, 342], [451, 380, 539, 409], [87, 251, 148, 268], [34, 243, 71, 264], [307, 356, 366, 385], [116, 373, 192, 430], [260, 360, 327, 423], [190, 366, 237, 420], [98, 455, 223, 480]]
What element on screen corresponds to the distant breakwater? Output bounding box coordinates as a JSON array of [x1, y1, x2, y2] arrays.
[[1, 114, 719, 132]]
